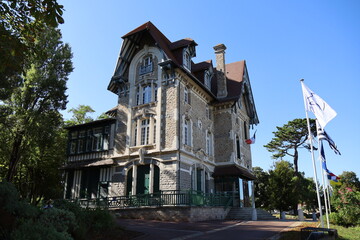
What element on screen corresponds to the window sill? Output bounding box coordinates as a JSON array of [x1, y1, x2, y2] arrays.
[[132, 101, 157, 109], [129, 144, 156, 150]]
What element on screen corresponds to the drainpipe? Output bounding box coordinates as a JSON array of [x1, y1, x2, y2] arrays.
[[177, 74, 181, 191]]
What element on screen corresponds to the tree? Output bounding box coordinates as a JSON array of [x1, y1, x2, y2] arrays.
[[330, 171, 360, 227], [253, 167, 271, 210], [0, 26, 73, 187], [268, 160, 300, 215], [0, 0, 65, 100], [264, 118, 316, 173], [66, 105, 95, 125]]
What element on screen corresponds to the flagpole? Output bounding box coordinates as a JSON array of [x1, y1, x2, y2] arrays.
[[326, 181, 332, 214], [317, 122, 330, 228], [300, 79, 324, 228], [326, 178, 332, 214]]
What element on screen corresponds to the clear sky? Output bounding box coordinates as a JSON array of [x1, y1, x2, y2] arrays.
[[58, 0, 360, 180]]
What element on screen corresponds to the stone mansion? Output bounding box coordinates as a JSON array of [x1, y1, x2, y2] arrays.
[[63, 21, 259, 209]]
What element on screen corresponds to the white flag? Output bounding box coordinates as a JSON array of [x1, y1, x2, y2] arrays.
[[301, 81, 337, 128]]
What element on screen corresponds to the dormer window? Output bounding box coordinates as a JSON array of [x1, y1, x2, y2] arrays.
[[183, 49, 191, 71], [204, 70, 211, 89], [139, 55, 153, 75]]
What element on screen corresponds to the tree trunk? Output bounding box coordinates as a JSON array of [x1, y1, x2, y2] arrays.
[[293, 148, 299, 173], [6, 132, 24, 182]]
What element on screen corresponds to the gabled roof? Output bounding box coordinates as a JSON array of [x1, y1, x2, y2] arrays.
[[108, 21, 259, 125]]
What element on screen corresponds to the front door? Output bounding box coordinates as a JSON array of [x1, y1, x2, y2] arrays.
[[136, 165, 150, 194]]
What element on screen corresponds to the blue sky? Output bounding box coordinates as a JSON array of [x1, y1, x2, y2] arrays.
[[59, 0, 360, 180]]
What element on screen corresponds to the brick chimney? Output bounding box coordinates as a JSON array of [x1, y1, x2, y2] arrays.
[[213, 44, 227, 98]]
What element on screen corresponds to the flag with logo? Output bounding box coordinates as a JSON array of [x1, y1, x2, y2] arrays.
[[301, 81, 337, 129]]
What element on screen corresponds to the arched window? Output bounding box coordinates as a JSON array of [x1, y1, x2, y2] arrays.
[[139, 55, 153, 75]]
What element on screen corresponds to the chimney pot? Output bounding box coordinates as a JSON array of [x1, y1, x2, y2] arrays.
[[213, 44, 227, 98]]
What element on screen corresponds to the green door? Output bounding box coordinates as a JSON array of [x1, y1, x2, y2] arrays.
[[137, 165, 150, 194], [197, 169, 202, 192], [126, 169, 133, 196]]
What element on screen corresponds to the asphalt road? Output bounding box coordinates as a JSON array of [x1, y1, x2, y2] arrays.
[[117, 218, 301, 240]]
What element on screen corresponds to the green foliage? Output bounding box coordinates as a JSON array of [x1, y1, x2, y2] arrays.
[[66, 105, 95, 126], [330, 174, 360, 227], [264, 118, 316, 173], [0, 183, 117, 240], [268, 160, 300, 213], [53, 199, 116, 239], [299, 177, 318, 212], [0, 25, 73, 202], [11, 219, 73, 240], [0, 0, 65, 101], [253, 167, 271, 210]]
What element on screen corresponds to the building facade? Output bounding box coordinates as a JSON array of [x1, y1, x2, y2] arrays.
[[63, 22, 259, 208]]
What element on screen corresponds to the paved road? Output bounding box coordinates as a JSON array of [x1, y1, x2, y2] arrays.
[[117, 218, 301, 240]]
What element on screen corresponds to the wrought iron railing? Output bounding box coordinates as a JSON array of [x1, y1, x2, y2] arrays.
[[71, 190, 233, 209], [139, 64, 153, 75]]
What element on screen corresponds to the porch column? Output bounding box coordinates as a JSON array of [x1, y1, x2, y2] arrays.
[[132, 165, 137, 195], [250, 180, 257, 220], [149, 163, 154, 194]]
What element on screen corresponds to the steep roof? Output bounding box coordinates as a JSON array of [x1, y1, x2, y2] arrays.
[[108, 22, 258, 125]]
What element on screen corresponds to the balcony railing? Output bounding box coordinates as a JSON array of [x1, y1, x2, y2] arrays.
[[71, 190, 233, 209], [139, 64, 153, 75]]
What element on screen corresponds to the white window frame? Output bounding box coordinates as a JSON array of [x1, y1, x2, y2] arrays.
[[183, 118, 192, 147], [140, 119, 150, 145], [183, 49, 191, 71], [204, 70, 211, 89]]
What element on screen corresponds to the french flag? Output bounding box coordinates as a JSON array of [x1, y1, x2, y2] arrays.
[[245, 131, 256, 144]]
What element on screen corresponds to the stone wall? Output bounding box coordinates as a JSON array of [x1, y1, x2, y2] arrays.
[[213, 108, 233, 163], [114, 206, 230, 222], [162, 84, 178, 150], [160, 161, 178, 191]]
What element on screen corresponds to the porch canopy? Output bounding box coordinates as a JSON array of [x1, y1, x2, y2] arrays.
[[60, 159, 115, 170], [212, 164, 256, 180]]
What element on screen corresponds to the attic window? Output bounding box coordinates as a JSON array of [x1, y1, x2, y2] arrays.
[[183, 49, 191, 71], [204, 70, 211, 89], [139, 56, 153, 75]]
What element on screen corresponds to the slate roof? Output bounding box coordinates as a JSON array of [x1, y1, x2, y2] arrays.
[[109, 21, 258, 124]]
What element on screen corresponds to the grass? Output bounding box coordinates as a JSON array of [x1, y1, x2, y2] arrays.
[[278, 221, 360, 240], [330, 224, 360, 240]]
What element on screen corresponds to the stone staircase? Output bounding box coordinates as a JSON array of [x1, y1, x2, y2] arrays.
[[226, 207, 278, 220]]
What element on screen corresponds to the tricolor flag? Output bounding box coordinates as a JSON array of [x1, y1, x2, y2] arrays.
[[327, 172, 340, 182], [301, 81, 337, 129], [245, 131, 256, 144], [320, 144, 340, 182], [318, 129, 341, 155]]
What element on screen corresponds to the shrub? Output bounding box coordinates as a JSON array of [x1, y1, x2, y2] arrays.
[[330, 187, 360, 227], [11, 219, 73, 240]]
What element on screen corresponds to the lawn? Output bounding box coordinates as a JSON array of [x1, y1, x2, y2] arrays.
[[278, 221, 360, 240]]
